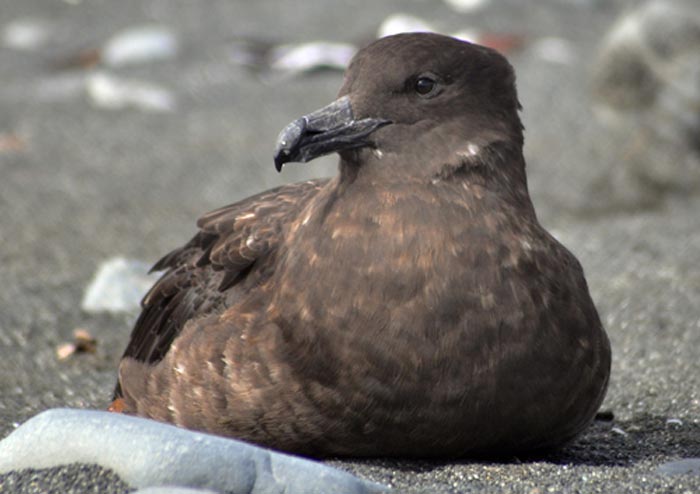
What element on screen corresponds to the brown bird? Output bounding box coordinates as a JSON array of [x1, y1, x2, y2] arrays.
[[112, 32, 611, 458]]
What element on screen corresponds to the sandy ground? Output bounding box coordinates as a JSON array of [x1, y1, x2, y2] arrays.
[[1, 0, 698, 492]]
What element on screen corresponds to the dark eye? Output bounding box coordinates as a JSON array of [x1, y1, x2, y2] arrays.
[[414, 77, 437, 96]]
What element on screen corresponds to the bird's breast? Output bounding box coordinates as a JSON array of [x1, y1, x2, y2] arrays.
[[271, 184, 539, 344]]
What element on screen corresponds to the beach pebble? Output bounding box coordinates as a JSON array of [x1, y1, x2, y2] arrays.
[[443, 0, 490, 13], [656, 458, 700, 476], [102, 25, 179, 67], [0, 409, 388, 494], [86, 73, 176, 112], [269, 42, 356, 73], [377, 13, 435, 38], [2, 18, 51, 50], [81, 257, 159, 313]]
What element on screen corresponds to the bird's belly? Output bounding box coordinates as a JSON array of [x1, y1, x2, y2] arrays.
[[268, 262, 610, 457], [271, 218, 593, 440]]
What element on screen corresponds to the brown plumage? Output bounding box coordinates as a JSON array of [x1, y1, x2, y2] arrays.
[[113, 33, 611, 458]]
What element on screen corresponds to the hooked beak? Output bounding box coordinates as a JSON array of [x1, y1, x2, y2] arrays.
[[273, 95, 391, 172]]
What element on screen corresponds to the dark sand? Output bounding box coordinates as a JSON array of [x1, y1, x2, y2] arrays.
[[1, 0, 698, 492]]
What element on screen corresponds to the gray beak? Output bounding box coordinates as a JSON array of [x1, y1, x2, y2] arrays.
[[273, 95, 391, 172]]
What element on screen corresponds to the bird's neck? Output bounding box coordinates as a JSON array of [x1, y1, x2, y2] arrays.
[[336, 140, 536, 218]]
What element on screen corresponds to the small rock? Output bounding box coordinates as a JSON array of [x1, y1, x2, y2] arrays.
[[2, 18, 50, 50], [377, 13, 435, 38], [86, 73, 176, 112], [269, 42, 356, 74], [102, 25, 178, 67], [81, 257, 159, 313], [56, 328, 98, 360], [611, 426, 628, 436], [443, 0, 490, 13], [657, 458, 700, 476]]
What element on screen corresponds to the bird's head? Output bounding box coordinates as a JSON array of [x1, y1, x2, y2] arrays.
[[274, 33, 524, 185]]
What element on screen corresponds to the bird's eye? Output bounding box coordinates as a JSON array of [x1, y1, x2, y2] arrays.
[[415, 77, 436, 95]]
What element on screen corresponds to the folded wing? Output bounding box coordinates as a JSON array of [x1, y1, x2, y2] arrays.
[[114, 179, 327, 397]]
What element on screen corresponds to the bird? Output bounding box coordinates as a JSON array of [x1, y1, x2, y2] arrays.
[[111, 32, 611, 458]]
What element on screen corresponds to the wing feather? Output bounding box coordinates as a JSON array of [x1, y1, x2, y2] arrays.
[[114, 179, 326, 398]]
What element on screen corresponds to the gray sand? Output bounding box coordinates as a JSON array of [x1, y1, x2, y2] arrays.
[[1, 0, 698, 492]]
